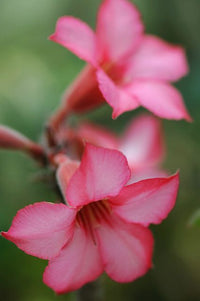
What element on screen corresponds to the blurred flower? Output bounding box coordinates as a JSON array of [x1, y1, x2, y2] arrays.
[[2, 144, 179, 293], [57, 114, 167, 182], [50, 0, 190, 124]]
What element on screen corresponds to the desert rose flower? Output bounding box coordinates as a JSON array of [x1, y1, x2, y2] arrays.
[[50, 0, 190, 128], [57, 114, 166, 181], [2, 144, 179, 293]]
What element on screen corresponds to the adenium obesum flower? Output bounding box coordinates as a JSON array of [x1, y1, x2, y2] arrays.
[[57, 114, 166, 181], [2, 144, 179, 294], [50, 0, 190, 127]]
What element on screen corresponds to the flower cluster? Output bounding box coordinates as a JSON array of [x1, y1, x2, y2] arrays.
[[0, 0, 190, 295]]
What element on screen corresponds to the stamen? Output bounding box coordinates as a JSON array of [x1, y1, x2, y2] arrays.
[[76, 200, 111, 243], [95, 201, 112, 225]]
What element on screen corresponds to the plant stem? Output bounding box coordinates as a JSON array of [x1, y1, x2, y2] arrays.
[[76, 279, 103, 301], [48, 64, 103, 131]]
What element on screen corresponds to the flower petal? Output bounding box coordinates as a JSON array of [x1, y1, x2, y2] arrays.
[[111, 173, 179, 227], [96, 213, 153, 282], [49, 17, 97, 65], [127, 35, 188, 82], [2, 202, 76, 260], [56, 160, 79, 204], [97, 0, 144, 62], [97, 69, 139, 118], [128, 168, 168, 184], [43, 226, 103, 294], [120, 114, 165, 170], [67, 144, 131, 208], [127, 80, 191, 121], [78, 122, 119, 149]]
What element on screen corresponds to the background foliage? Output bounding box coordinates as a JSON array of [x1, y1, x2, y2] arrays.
[[0, 0, 200, 300]]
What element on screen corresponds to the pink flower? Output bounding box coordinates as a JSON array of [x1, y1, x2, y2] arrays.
[[2, 144, 179, 294], [58, 114, 166, 181], [50, 0, 190, 121]]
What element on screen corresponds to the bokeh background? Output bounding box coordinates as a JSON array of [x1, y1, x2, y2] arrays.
[[0, 0, 200, 300]]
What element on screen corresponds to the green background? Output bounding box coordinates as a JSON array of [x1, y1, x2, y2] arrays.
[[0, 0, 200, 300]]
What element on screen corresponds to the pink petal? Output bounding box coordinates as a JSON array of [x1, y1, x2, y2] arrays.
[[2, 202, 76, 260], [120, 114, 165, 170], [96, 213, 153, 282], [128, 168, 168, 184], [43, 226, 103, 294], [96, 0, 144, 62], [67, 144, 131, 208], [127, 35, 188, 82], [49, 17, 97, 66], [127, 80, 192, 121], [78, 122, 119, 149], [111, 173, 179, 227], [56, 160, 79, 204], [97, 69, 139, 118]]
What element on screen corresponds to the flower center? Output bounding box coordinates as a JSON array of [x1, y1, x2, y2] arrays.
[[76, 200, 111, 243], [102, 61, 125, 84]]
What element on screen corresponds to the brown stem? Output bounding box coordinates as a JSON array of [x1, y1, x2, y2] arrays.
[[76, 279, 103, 301], [0, 125, 47, 166], [26, 142, 47, 166]]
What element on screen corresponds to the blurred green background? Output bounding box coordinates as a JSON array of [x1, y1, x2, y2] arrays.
[[0, 0, 200, 300]]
